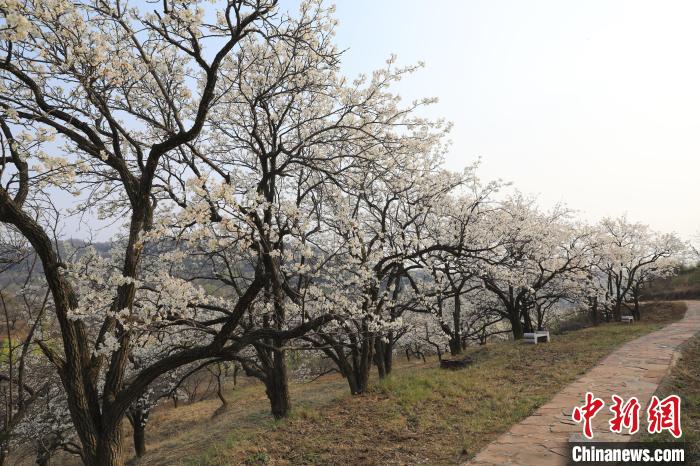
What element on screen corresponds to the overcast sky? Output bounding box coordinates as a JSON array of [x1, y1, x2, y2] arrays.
[[325, 0, 698, 240]]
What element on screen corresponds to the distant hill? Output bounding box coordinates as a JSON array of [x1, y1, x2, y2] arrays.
[[0, 239, 113, 289]]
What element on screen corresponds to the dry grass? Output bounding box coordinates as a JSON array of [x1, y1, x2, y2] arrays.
[[638, 331, 700, 461], [637, 301, 688, 323], [125, 301, 688, 466], [642, 266, 700, 301]]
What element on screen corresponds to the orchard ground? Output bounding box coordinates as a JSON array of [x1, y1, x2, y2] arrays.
[[85, 301, 689, 465]]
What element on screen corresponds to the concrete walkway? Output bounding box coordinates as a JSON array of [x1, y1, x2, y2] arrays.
[[467, 301, 700, 466]]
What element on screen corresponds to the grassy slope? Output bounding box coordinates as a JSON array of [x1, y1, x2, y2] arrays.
[[131, 302, 687, 466], [643, 266, 700, 300]]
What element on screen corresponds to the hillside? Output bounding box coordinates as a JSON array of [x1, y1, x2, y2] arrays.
[[114, 303, 687, 465], [642, 265, 700, 301]]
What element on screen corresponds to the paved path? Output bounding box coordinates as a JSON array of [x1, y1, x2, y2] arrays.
[[467, 301, 700, 466]]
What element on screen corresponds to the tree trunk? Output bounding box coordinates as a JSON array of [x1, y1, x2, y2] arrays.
[[232, 365, 239, 386], [127, 406, 148, 458], [613, 300, 622, 322], [522, 309, 534, 333], [35, 448, 51, 466], [374, 336, 394, 378], [510, 313, 524, 340], [589, 297, 599, 325], [264, 347, 290, 419], [374, 337, 387, 378], [345, 372, 361, 395], [383, 340, 393, 376], [93, 430, 124, 466], [448, 337, 461, 356], [212, 370, 229, 418], [132, 422, 146, 458], [535, 303, 545, 331], [633, 293, 641, 321], [349, 367, 369, 395], [359, 335, 372, 392], [346, 339, 372, 394], [450, 293, 462, 356], [265, 379, 290, 420]]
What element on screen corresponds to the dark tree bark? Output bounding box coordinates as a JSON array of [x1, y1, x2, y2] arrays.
[[383, 339, 393, 376], [612, 300, 623, 322], [36, 451, 50, 466], [126, 407, 148, 458], [133, 424, 146, 458], [346, 365, 370, 395], [589, 296, 599, 325], [334, 327, 374, 395], [348, 332, 373, 394], [510, 311, 525, 340], [211, 363, 229, 418], [522, 308, 534, 334], [374, 334, 394, 379], [265, 346, 290, 419], [374, 337, 387, 379], [94, 430, 123, 466], [448, 292, 463, 355], [632, 287, 642, 321]]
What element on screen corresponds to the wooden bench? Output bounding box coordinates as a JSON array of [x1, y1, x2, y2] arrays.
[[621, 316, 635, 324], [523, 331, 550, 344]]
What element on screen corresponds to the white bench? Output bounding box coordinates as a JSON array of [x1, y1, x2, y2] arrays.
[[621, 316, 634, 324], [523, 331, 550, 344]]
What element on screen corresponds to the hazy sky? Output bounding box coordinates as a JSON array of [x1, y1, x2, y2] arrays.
[[60, 1, 698, 241], [326, 0, 698, 240]]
